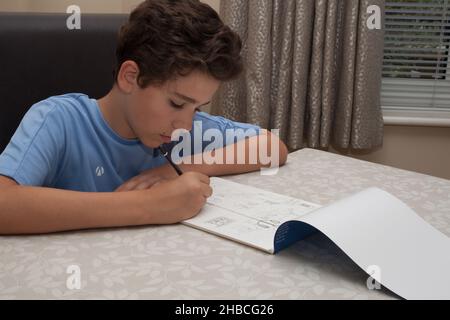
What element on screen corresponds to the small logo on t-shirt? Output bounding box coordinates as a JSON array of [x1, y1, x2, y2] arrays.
[[95, 166, 105, 177]]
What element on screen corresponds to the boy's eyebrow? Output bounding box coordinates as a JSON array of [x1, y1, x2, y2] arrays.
[[174, 92, 211, 106]]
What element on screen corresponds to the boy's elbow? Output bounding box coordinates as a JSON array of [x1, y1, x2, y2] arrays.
[[264, 129, 288, 167], [278, 139, 288, 166], [256, 129, 288, 168]]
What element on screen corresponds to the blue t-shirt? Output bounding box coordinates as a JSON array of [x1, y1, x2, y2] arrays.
[[0, 93, 260, 192]]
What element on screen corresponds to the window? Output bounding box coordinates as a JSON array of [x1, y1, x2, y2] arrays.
[[381, 0, 450, 125]]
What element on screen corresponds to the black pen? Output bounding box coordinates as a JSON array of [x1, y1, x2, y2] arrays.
[[159, 145, 183, 176]]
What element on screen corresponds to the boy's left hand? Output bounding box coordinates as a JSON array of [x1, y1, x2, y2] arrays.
[[114, 164, 179, 192]]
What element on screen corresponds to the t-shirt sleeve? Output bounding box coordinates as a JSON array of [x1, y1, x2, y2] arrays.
[[167, 111, 261, 157], [0, 101, 65, 186]]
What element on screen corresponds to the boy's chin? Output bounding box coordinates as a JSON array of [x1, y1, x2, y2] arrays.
[[138, 136, 161, 149]]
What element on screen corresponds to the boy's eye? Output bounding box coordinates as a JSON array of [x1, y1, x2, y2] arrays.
[[169, 100, 184, 109], [170, 100, 201, 113]]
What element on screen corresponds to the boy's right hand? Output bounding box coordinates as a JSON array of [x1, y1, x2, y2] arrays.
[[140, 171, 212, 224]]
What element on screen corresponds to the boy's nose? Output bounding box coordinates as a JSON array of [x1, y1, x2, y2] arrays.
[[172, 118, 193, 132]]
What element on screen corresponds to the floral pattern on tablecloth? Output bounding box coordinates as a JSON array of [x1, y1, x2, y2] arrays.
[[1, 148, 448, 299]]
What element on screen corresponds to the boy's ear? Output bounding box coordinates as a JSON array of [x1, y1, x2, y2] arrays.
[[117, 60, 139, 93]]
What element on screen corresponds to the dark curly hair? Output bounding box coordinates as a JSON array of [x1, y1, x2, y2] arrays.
[[113, 0, 243, 87]]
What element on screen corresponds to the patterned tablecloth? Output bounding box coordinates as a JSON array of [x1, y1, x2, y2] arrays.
[[1, 148, 449, 299]]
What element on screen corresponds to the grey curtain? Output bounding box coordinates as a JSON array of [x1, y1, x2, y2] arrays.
[[212, 0, 385, 151]]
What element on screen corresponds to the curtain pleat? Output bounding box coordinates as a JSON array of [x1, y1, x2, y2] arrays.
[[212, 0, 385, 151]]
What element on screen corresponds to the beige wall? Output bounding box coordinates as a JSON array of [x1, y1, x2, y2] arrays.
[[330, 125, 450, 180], [1, 0, 449, 180], [0, 0, 220, 13]]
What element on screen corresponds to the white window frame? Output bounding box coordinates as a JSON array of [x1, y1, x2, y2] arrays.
[[382, 79, 450, 127]]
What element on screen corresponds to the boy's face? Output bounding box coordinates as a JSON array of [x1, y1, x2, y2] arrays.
[[125, 70, 221, 148]]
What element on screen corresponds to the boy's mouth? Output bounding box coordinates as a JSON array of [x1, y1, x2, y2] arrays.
[[160, 134, 172, 143]]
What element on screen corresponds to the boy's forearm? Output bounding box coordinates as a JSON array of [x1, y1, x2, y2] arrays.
[[179, 159, 271, 177], [0, 185, 147, 234], [178, 130, 288, 177]]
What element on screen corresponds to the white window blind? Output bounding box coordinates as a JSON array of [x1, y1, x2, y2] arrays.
[[381, 0, 450, 114]]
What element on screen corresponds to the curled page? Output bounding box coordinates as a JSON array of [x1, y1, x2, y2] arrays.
[[301, 187, 450, 300]]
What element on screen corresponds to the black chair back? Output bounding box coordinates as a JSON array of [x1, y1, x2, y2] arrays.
[[0, 12, 128, 151]]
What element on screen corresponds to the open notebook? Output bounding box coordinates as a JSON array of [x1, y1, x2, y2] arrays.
[[183, 177, 450, 300]]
